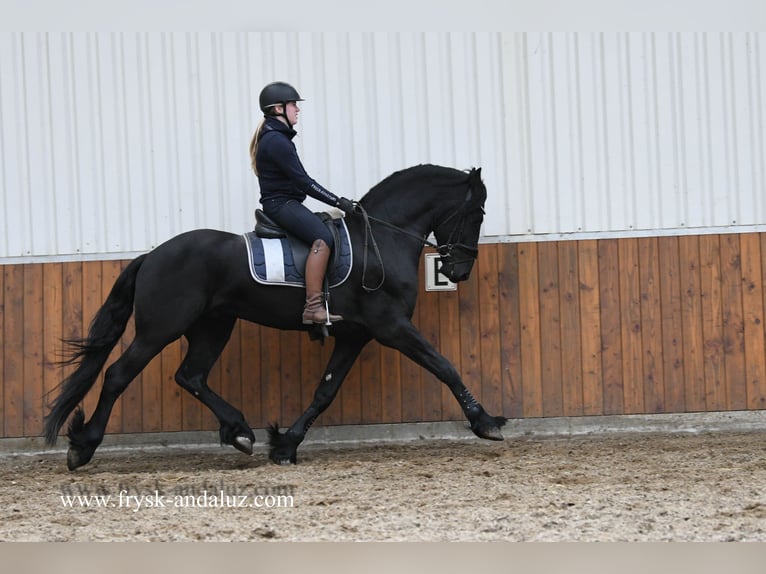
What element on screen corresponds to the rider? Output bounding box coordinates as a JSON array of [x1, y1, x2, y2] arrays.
[[249, 81, 355, 325]]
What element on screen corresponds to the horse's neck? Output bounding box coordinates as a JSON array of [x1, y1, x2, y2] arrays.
[[365, 189, 453, 237]]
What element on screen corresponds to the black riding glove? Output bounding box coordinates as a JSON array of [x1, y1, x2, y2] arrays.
[[336, 197, 357, 215]]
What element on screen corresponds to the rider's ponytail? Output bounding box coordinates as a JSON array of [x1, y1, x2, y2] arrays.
[[249, 118, 266, 175]]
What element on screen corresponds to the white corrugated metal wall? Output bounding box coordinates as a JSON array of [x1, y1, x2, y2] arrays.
[[1, 32, 765, 261]]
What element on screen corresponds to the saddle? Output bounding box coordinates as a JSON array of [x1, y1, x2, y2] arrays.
[[243, 210, 352, 288]]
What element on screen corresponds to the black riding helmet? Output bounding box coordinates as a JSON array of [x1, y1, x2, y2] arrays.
[[259, 81, 304, 127]]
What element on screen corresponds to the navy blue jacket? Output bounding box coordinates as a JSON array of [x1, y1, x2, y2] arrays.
[[255, 117, 340, 207]]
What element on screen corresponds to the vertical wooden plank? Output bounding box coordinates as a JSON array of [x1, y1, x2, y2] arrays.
[[380, 344, 402, 423], [260, 328, 282, 426], [240, 320, 261, 429], [679, 235, 706, 411], [57, 262, 83, 440], [538, 242, 563, 417], [42, 264, 64, 435], [0, 266, 4, 436], [320, 337, 342, 426], [203, 328, 223, 430], [180, 337, 203, 430], [699, 235, 727, 410], [438, 285, 464, 420], [742, 234, 766, 409], [134, 266, 161, 432], [518, 242, 543, 417], [498, 243, 523, 419], [658, 236, 686, 412], [298, 333, 323, 426], [139, 355, 163, 433], [101, 260, 126, 434], [339, 337, 363, 425], [222, 320, 243, 422], [638, 237, 664, 413], [599, 239, 623, 415], [401, 295, 424, 423], [578, 240, 603, 416], [558, 241, 584, 416], [417, 272, 442, 422], [80, 261, 102, 423], [619, 239, 644, 414], [4, 266, 24, 437], [477, 245, 503, 419], [160, 340, 183, 432], [360, 340, 382, 424], [278, 330, 302, 425], [458, 256, 483, 414], [720, 234, 747, 410], [23, 264, 44, 437]]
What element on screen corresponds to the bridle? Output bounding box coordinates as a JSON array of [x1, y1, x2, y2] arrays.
[[355, 185, 483, 292]]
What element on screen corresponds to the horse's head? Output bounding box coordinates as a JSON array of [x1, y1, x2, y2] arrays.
[[433, 167, 487, 283]]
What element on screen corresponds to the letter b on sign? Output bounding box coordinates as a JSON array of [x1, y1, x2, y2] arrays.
[[425, 253, 457, 291]]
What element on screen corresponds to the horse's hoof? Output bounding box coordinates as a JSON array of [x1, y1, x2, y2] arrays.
[[66, 446, 93, 471], [232, 435, 254, 456], [480, 427, 505, 441], [471, 415, 507, 441]]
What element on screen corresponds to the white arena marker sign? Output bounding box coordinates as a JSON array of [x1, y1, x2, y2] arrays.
[[424, 253, 457, 292]]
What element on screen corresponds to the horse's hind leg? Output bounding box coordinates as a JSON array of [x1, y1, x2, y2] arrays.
[[175, 315, 255, 455], [67, 339, 162, 470], [268, 334, 370, 464]]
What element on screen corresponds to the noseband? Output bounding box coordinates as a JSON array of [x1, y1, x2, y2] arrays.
[[357, 185, 482, 291]]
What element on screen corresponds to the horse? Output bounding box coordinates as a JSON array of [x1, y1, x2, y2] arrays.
[[43, 163, 506, 470]]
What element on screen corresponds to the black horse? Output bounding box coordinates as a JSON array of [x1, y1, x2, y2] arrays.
[[43, 164, 506, 470]]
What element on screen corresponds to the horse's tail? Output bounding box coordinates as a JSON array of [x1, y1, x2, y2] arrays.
[[43, 254, 147, 445]]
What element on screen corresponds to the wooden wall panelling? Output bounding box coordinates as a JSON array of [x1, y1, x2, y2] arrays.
[[619, 238, 644, 414], [678, 235, 706, 411], [160, 340, 183, 432], [99, 260, 124, 433], [240, 320, 263, 429], [538, 241, 563, 417], [578, 240, 603, 416], [42, 263, 63, 437], [598, 239, 623, 415], [259, 326, 283, 428], [720, 234, 747, 410], [498, 243, 523, 419], [380, 342, 402, 424], [699, 235, 727, 411], [742, 234, 766, 409], [23, 264, 44, 437], [400, 295, 424, 423], [638, 237, 664, 413], [419, 261, 444, 422], [559, 241, 584, 417], [439, 286, 464, 421], [477, 244, 504, 421], [359, 339, 383, 424], [222, 321, 244, 425], [517, 242, 542, 417], [457, 257, 483, 418], [4, 265, 24, 437], [0, 266, 4, 435], [6, 234, 766, 439], [658, 236, 686, 412]]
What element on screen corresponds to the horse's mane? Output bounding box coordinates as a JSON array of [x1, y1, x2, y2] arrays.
[[360, 164, 477, 207]]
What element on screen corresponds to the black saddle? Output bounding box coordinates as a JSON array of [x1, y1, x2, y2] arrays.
[[254, 209, 342, 255]]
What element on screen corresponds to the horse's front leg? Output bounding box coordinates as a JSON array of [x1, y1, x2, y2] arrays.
[[268, 334, 371, 464], [382, 321, 506, 441]]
